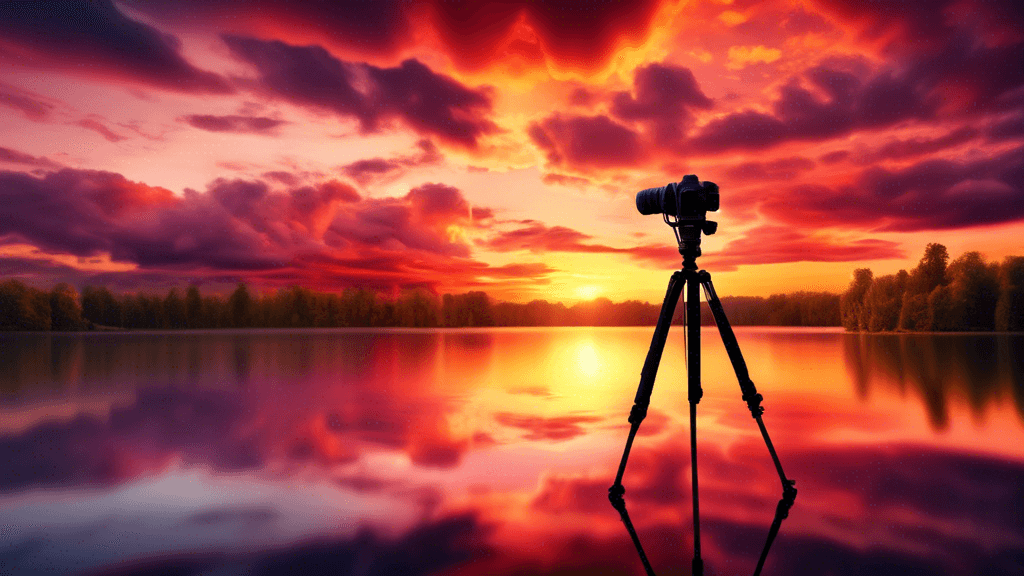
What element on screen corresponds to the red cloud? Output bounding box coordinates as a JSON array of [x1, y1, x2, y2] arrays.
[[483, 221, 625, 254], [0, 168, 555, 293], [626, 227, 904, 272], [425, 0, 666, 74], [125, 1, 669, 75], [0, 82, 54, 121], [76, 119, 127, 143]]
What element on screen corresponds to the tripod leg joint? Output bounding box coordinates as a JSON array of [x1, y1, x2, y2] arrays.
[[689, 388, 704, 405], [628, 403, 648, 425], [742, 390, 765, 417], [608, 483, 627, 514], [777, 480, 797, 520]]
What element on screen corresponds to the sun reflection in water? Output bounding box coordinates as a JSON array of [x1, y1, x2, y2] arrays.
[[573, 341, 602, 379]]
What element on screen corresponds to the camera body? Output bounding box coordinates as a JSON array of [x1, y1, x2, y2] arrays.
[[635, 174, 719, 236]]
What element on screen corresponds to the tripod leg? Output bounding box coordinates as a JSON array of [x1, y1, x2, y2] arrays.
[[698, 271, 797, 576], [609, 270, 685, 576], [685, 269, 704, 576]]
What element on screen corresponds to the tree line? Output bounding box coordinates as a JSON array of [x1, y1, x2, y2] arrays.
[[840, 243, 1024, 332], [0, 279, 841, 331]]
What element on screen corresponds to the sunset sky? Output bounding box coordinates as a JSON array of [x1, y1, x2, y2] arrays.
[[1, 0, 1022, 303]]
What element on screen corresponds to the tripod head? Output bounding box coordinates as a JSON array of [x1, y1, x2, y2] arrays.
[[635, 174, 719, 268]]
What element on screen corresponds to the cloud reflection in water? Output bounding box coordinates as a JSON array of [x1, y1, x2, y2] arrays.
[[0, 328, 1022, 574]]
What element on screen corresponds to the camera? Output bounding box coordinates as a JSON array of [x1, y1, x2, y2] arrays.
[[635, 174, 719, 235]]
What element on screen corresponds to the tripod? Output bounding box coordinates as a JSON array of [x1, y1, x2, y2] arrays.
[[608, 233, 797, 576]]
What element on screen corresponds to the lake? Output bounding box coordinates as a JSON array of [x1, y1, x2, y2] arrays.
[[1, 327, 1022, 575]]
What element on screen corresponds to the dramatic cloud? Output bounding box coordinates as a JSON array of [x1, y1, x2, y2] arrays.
[[122, 0, 417, 58], [703, 226, 903, 270], [611, 63, 714, 143], [692, 65, 935, 152], [757, 146, 1024, 231], [0, 168, 554, 292], [0, 146, 60, 169], [426, 0, 666, 74], [863, 126, 980, 162], [223, 36, 496, 147], [626, 226, 904, 272], [181, 114, 287, 135], [483, 221, 626, 254], [0, 169, 283, 271], [0, 82, 54, 121], [341, 139, 443, 185], [0, 1, 230, 93], [530, 62, 713, 169], [483, 220, 903, 272], [724, 156, 816, 182], [529, 114, 644, 169], [125, 0, 667, 76], [542, 173, 591, 187], [77, 119, 127, 143]]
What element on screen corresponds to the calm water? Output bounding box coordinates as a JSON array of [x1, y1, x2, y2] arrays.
[[1, 327, 1022, 575]]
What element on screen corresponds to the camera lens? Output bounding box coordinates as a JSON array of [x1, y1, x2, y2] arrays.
[[636, 185, 676, 215]]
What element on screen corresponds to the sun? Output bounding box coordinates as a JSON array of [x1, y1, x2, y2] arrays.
[[575, 285, 600, 300]]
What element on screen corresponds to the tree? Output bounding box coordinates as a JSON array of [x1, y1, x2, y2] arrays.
[[0, 279, 50, 330], [341, 288, 375, 326], [927, 285, 956, 331], [996, 256, 1024, 331], [50, 283, 85, 331], [397, 289, 439, 327], [946, 251, 999, 330], [900, 244, 950, 331], [185, 285, 202, 328], [865, 271, 907, 332], [899, 292, 930, 331], [841, 268, 873, 331], [907, 243, 948, 295], [164, 288, 186, 329], [229, 283, 252, 328]]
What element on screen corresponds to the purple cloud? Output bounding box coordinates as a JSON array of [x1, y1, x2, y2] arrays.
[[181, 115, 287, 135], [528, 114, 644, 169], [0, 0, 230, 93], [222, 36, 496, 147], [611, 63, 713, 143]]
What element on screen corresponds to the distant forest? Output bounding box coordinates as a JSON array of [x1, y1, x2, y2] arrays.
[[6, 243, 1018, 332], [0, 278, 840, 331], [841, 244, 1024, 332]]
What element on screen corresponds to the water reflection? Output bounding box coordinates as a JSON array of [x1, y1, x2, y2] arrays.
[[0, 328, 1022, 575], [843, 333, 1024, 429]]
